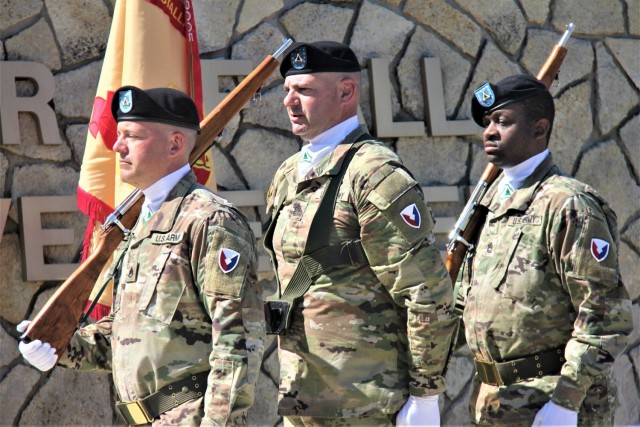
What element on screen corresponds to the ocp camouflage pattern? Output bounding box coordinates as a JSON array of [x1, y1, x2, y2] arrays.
[[58, 172, 265, 426], [265, 128, 457, 418], [458, 154, 632, 426]]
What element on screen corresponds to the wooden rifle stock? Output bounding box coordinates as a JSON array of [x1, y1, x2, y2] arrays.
[[445, 24, 575, 284], [23, 38, 294, 355]]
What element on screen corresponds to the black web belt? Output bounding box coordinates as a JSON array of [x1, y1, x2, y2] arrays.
[[475, 347, 566, 386], [115, 371, 208, 425]]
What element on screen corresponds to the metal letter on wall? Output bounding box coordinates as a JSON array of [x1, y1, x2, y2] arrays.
[[0, 61, 63, 145], [18, 196, 78, 281], [422, 58, 479, 136], [369, 58, 425, 138]]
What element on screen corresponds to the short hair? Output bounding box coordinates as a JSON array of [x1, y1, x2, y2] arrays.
[[519, 91, 555, 143]]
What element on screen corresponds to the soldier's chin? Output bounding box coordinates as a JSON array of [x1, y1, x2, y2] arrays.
[[486, 156, 504, 168], [291, 124, 309, 137]]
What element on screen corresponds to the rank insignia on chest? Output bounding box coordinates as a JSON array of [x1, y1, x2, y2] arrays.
[[219, 248, 241, 273], [400, 203, 421, 228], [125, 262, 138, 283], [590, 238, 610, 262]]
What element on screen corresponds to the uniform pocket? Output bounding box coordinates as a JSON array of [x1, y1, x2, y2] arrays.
[[138, 245, 186, 324], [495, 228, 549, 309]]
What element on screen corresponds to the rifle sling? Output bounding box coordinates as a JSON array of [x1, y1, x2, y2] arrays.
[[79, 237, 131, 326]]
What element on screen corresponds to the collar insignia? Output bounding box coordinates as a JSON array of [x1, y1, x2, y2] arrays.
[[301, 150, 312, 164], [499, 181, 515, 201]]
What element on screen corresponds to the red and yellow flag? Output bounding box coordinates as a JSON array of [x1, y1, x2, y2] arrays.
[[78, 0, 214, 319]]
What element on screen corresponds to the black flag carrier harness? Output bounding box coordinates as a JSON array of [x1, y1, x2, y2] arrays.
[[263, 130, 370, 335]]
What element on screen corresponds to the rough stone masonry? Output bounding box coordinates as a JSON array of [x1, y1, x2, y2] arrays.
[[1, 0, 638, 425]]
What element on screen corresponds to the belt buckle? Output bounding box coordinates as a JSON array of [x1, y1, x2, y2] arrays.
[[477, 359, 504, 386], [116, 400, 153, 425]]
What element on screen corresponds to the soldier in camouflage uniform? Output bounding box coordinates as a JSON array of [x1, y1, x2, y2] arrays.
[[18, 86, 265, 426], [457, 75, 632, 426], [264, 41, 457, 426]]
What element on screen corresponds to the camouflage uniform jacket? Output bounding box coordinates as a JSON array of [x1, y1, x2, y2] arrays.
[[458, 154, 632, 424], [59, 171, 265, 426], [265, 127, 456, 417]]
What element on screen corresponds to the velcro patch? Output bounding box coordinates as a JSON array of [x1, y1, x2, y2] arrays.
[[366, 168, 434, 244], [367, 168, 416, 210], [205, 230, 251, 298], [573, 212, 617, 283]]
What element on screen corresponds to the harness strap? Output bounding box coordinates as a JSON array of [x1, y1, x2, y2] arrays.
[[263, 129, 371, 334]]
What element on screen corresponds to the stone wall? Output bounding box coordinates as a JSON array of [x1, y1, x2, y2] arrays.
[[1, 0, 638, 425]]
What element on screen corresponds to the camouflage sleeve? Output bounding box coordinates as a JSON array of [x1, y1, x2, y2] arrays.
[[57, 250, 126, 372], [57, 313, 114, 372], [549, 193, 632, 411], [353, 148, 456, 397], [195, 210, 265, 425]]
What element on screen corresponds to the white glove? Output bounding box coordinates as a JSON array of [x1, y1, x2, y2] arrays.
[[532, 401, 577, 426], [396, 395, 440, 426], [17, 321, 58, 371]]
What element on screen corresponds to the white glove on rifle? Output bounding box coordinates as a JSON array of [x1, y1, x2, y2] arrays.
[[532, 401, 577, 426], [396, 395, 440, 426], [17, 321, 58, 372]]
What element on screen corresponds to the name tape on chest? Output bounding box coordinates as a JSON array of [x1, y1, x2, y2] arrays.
[[151, 232, 184, 244], [510, 215, 542, 226]]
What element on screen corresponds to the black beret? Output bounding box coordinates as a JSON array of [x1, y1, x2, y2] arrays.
[[280, 41, 361, 78], [111, 86, 200, 131], [471, 74, 549, 126]]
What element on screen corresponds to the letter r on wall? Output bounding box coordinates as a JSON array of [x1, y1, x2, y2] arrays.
[[0, 61, 63, 145]]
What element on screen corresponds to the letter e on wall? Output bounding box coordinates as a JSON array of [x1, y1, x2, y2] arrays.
[[18, 196, 78, 281]]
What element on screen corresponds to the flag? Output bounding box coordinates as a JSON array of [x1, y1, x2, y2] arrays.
[[78, 0, 214, 320]]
